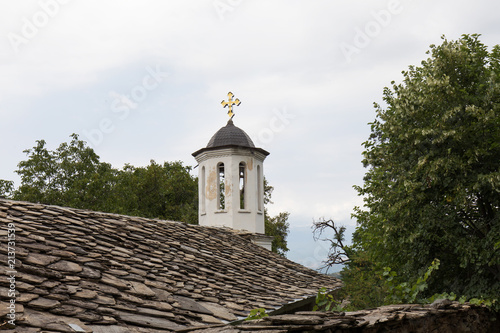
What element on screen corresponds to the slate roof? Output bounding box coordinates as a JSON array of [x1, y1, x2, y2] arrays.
[[187, 302, 497, 332], [0, 199, 340, 332]]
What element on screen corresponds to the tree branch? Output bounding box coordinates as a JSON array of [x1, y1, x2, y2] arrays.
[[312, 218, 351, 268]]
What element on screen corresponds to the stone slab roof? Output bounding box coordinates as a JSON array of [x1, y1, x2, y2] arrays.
[[186, 301, 498, 333], [0, 199, 340, 332]]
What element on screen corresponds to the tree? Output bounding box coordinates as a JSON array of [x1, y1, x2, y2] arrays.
[[10, 134, 198, 223], [13, 134, 117, 211], [312, 218, 352, 268], [112, 161, 198, 224], [263, 179, 290, 256], [352, 34, 500, 300], [265, 212, 290, 256], [311, 218, 387, 310], [0, 180, 14, 198]]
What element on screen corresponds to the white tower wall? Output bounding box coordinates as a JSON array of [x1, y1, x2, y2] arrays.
[[195, 147, 266, 234]]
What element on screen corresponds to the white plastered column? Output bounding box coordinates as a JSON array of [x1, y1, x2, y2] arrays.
[[195, 147, 266, 234]]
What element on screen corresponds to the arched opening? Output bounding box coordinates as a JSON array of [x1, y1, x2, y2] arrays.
[[257, 165, 262, 212], [239, 162, 246, 209], [217, 163, 225, 210], [201, 166, 206, 214]]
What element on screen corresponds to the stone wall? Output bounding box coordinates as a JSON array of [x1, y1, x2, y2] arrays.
[[185, 300, 499, 333]]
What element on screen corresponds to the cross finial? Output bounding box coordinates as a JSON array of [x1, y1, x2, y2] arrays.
[[221, 92, 241, 119]]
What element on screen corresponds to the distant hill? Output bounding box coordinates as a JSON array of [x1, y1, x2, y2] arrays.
[[327, 272, 341, 280]]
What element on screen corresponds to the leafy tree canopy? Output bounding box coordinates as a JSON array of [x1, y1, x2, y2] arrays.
[[13, 134, 118, 212], [352, 34, 500, 300], [263, 179, 290, 256], [265, 212, 290, 256], [6, 133, 198, 223]]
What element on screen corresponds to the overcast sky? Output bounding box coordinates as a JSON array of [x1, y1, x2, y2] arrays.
[[1, 0, 499, 271]]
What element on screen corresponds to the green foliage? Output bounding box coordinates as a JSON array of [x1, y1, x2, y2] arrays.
[[428, 292, 497, 310], [340, 257, 497, 311], [265, 212, 290, 256], [313, 287, 342, 312], [311, 219, 387, 310], [11, 134, 198, 223], [352, 34, 500, 301], [263, 179, 290, 256], [384, 259, 440, 304], [428, 291, 460, 303], [468, 298, 496, 309], [112, 160, 198, 223], [13, 134, 117, 211], [337, 251, 387, 310], [0, 180, 14, 198], [245, 308, 268, 321]]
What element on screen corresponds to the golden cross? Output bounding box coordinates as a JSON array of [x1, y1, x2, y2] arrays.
[[221, 92, 241, 119]]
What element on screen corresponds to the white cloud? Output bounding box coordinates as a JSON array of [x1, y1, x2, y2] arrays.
[[108, 91, 138, 110]]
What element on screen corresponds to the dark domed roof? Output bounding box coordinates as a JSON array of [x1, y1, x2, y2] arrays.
[[192, 119, 269, 158], [206, 119, 255, 148]]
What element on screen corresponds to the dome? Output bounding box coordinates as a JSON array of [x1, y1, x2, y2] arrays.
[[192, 119, 269, 158], [206, 119, 255, 148]]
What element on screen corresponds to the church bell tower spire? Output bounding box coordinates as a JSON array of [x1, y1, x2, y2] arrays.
[[192, 93, 271, 248]]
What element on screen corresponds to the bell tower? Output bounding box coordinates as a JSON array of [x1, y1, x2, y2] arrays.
[[192, 92, 271, 247]]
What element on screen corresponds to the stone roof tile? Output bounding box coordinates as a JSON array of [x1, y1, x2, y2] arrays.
[[0, 199, 340, 332]]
